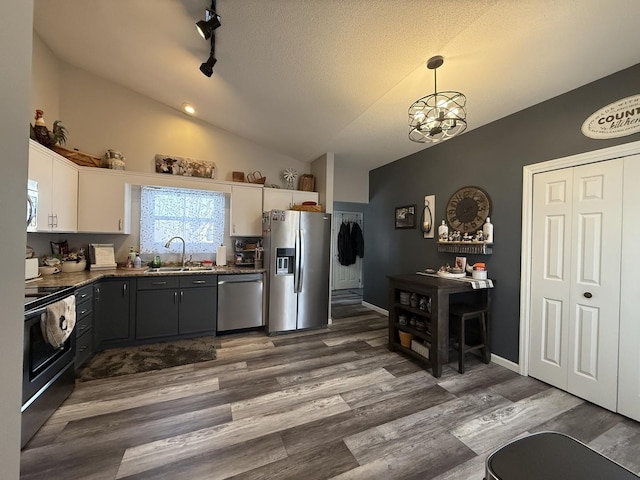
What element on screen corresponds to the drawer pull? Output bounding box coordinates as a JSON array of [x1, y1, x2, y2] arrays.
[[153, 281, 168, 285], [192, 280, 206, 284]]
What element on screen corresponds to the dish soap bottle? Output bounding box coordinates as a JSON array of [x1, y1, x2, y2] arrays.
[[134, 253, 142, 269]]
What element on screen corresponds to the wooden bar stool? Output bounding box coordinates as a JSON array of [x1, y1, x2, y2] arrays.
[[449, 302, 490, 373]]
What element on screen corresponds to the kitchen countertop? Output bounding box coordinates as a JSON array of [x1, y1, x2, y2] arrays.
[[30, 266, 266, 289]]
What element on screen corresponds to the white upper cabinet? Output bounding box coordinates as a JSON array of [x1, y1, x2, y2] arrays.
[[77, 168, 131, 234], [28, 140, 78, 232], [263, 187, 318, 211], [230, 184, 263, 236]]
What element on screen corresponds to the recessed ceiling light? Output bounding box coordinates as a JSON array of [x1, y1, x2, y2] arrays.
[[182, 103, 196, 115]]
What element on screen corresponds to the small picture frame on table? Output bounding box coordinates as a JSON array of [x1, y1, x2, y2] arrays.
[[455, 256, 467, 272], [395, 205, 416, 229]]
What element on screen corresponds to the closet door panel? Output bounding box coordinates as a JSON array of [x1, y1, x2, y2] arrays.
[[567, 160, 622, 412], [618, 154, 640, 421], [529, 169, 573, 389]]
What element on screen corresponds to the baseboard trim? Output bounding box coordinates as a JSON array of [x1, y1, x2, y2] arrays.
[[362, 301, 388, 316], [491, 354, 520, 373]]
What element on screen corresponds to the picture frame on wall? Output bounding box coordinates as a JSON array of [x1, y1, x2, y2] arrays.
[[395, 205, 416, 229]]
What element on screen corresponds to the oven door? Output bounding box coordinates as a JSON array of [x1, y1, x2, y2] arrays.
[[23, 305, 75, 404]]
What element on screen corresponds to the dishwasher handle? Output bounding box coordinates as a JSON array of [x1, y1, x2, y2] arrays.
[[218, 274, 263, 286]]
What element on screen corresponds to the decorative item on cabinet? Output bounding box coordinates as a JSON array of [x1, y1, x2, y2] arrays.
[[50, 145, 101, 167], [30, 109, 67, 148], [101, 149, 126, 170], [246, 171, 266, 184], [281, 168, 297, 189], [154, 154, 215, 179], [298, 174, 315, 192]]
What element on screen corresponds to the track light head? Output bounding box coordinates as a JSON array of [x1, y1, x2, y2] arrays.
[[196, 9, 221, 40], [200, 53, 217, 77]]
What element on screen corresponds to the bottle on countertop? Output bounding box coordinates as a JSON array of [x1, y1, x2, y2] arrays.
[[483, 217, 494, 244], [134, 253, 142, 269]]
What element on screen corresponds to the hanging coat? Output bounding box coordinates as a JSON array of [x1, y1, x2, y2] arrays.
[[338, 221, 355, 266], [351, 221, 364, 258]]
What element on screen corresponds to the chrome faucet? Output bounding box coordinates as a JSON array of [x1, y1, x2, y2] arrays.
[[164, 236, 186, 267]]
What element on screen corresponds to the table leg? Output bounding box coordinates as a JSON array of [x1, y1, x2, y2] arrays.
[[432, 291, 449, 378]]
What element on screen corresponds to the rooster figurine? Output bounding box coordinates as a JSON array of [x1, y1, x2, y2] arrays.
[[30, 109, 68, 147]]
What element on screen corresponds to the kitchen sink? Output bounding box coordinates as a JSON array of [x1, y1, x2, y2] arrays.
[[144, 266, 215, 273]]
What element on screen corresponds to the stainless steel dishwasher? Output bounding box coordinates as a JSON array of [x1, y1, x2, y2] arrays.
[[217, 273, 264, 332]]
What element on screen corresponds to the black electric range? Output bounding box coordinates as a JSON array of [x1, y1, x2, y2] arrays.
[[24, 285, 75, 312]]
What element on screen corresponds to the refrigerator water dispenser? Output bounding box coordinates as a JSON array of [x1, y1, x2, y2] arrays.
[[276, 248, 295, 275]]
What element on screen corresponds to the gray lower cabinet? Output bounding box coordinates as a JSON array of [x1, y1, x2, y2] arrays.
[[94, 278, 133, 350], [136, 275, 217, 340], [74, 284, 94, 367]]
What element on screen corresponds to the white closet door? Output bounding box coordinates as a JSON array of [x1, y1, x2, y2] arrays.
[[529, 168, 574, 389], [566, 160, 622, 411], [618, 154, 640, 421], [529, 159, 623, 411]]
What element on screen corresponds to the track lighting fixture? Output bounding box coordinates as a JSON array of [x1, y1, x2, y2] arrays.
[[200, 51, 217, 77], [197, 0, 220, 77], [196, 9, 221, 40]]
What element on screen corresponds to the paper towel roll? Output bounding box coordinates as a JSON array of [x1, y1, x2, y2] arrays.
[[216, 245, 227, 266]]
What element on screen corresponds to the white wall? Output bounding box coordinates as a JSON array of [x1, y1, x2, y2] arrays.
[[2, 1, 33, 477], [30, 37, 311, 186], [333, 161, 369, 203], [30, 32, 60, 125], [311, 152, 335, 214]]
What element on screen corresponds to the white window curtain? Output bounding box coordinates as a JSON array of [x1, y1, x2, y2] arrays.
[[140, 186, 225, 254]]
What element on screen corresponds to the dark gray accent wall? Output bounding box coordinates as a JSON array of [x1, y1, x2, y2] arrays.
[[366, 63, 640, 363]]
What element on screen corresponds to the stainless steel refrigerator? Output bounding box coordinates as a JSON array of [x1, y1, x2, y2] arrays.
[[263, 210, 331, 333]]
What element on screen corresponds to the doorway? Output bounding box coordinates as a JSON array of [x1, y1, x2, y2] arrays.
[[332, 211, 363, 291]]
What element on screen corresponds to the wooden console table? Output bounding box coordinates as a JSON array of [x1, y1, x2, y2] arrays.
[[387, 273, 492, 377]]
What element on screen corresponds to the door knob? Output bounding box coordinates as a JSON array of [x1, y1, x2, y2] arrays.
[[583, 292, 592, 298]]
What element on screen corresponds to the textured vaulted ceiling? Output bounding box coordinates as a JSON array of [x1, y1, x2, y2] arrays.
[[33, 0, 640, 170]]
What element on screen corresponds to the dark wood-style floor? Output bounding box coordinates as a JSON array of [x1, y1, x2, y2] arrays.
[[20, 290, 640, 479]]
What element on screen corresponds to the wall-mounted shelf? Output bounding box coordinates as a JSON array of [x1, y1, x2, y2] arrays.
[[437, 241, 492, 255]]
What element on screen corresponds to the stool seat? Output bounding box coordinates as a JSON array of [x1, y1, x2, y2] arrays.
[[449, 302, 490, 373], [486, 431, 639, 479]]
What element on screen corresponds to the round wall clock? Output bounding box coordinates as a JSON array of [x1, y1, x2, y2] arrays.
[[445, 186, 491, 233]]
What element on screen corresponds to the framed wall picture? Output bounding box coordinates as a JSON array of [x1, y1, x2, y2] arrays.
[[395, 205, 416, 229], [154, 154, 215, 179]]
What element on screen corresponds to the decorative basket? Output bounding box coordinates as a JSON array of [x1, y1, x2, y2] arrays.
[[291, 203, 323, 212], [232, 171, 245, 182], [399, 331, 413, 348], [411, 339, 430, 359], [299, 174, 315, 192], [247, 171, 266, 184]]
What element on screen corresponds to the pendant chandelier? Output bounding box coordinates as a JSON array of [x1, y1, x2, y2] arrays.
[[408, 55, 467, 143]]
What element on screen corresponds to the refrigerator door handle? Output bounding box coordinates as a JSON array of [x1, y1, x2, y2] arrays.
[[295, 228, 302, 293]]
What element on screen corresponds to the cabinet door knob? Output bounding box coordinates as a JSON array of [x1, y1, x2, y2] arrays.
[[583, 292, 592, 299]]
